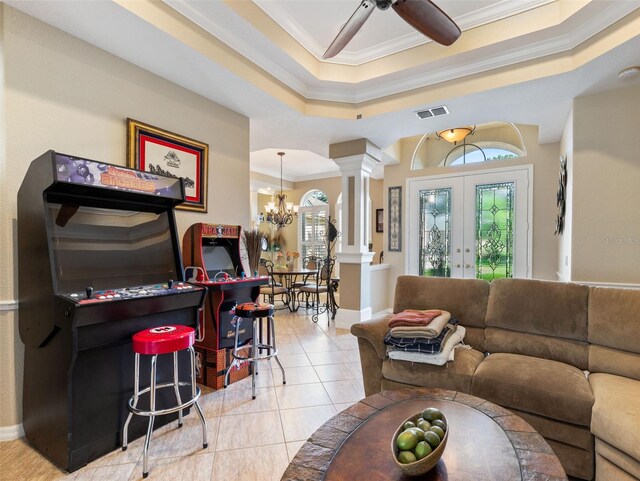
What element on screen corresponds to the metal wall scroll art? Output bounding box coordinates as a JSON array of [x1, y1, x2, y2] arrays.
[[388, 186, 402, 252], [127, 118, 209, 212], [554, 154, 567, 235], [376, 209, 384, 233]]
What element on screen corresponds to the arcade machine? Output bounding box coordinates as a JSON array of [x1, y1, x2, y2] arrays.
[[17, 150, 206, 472], [182, 223, 268, 389]]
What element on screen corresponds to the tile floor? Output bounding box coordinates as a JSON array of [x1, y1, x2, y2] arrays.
[[0, 307, 364, 481]]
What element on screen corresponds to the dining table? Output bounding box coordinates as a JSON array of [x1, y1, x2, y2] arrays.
[[273, 268, 339, 317], [273, 268, 317, 312]]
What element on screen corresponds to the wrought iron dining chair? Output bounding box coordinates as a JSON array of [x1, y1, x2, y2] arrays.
[[292, 256, 318, 290], [259, 259, 289, 309], [297, 257, 335, 323]]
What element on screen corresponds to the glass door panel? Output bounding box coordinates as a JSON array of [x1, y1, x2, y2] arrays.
[[408, 177, 464, 278], [475, 182, 514, 281], [419, 188, 452, 277], [408, 167, 530, 279]]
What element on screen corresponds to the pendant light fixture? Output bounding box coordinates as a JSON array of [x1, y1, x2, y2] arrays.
[[436, 126, 475, 144], [264, 152, 298, 229]]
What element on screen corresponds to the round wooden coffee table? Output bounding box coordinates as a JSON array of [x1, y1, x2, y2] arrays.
[[280, 388, 567, 481]]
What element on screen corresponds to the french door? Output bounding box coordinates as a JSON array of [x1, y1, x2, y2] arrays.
[[407, 166, 531, 280]]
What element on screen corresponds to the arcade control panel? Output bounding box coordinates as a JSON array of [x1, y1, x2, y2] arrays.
[[60, 281, 197, 304], [184, 267, 269, 291]]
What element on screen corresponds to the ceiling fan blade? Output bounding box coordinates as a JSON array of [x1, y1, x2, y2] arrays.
[[323, 0, 376, 59], [392, 0, 461, 46]]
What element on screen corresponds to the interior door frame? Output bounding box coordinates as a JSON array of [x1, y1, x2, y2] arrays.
[[406, 164, 533, 279]]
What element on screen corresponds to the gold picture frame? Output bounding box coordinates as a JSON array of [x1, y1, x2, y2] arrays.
[[127, 118, 209, 212]]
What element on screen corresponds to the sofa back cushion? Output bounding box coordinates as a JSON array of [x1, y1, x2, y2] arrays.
[[588, 286, 640, 381], [393, 275, 489, 351], [485, 278, 590, 369]]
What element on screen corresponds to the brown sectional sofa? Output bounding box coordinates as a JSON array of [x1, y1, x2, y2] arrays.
[[351, 275, 640, 481]]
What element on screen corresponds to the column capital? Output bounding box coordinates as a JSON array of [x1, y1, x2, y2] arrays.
[[332, 153, 379, 175], [329, 138, 381, 174], [336, 251, 375, 265]]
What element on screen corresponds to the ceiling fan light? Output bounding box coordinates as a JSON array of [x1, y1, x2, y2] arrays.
[[436, 126, 475, 143]]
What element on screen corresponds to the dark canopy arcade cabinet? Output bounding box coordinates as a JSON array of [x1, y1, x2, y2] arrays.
[[18, 150, 206, 472], [182, 223, 267, 388]]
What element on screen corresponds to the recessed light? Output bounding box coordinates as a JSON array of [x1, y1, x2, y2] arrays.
[[618, 66, 640, 80]]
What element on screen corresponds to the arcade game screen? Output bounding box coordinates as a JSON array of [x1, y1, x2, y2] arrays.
[[202, 243, 236, 278], [45, 203, 178, 293]]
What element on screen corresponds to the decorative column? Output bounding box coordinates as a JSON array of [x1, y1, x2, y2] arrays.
[[330, 139, 381, 329]]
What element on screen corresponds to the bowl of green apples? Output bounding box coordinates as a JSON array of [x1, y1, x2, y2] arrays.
[[392, 406, 449, 476]]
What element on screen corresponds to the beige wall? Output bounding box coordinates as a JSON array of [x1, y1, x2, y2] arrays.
[[0, 5, 250, 428], [382, 124, 560, 307], [570, 84, 640, 283]]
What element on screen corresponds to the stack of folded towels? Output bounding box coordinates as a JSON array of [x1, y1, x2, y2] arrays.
[[383, 309, 467, 366]]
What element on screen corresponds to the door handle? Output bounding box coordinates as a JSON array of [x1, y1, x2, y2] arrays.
[[455, 264, 461, 268], [465, 248, 470, 253], [456, 248, 461, 253], [465, 264, 472, 269]]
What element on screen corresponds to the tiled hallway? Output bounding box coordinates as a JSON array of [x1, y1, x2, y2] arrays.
[[1, 308, 364, 481]]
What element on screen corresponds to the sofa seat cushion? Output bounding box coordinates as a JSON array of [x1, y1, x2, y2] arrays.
[[471, 353, 594, 426], [596, 452, 639, 481], [381, 348, 484, 393], [596, 438, 640, 480], [509, 407, 594, 452], [590, 373, 640, 463]]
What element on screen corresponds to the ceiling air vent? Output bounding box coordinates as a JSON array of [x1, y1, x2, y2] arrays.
[[415, 105, 449, 119]]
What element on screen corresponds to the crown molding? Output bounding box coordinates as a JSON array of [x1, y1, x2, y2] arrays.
[[303, 1, 640, 103], [249, 165, 297, 184], [163, 0, 308, 94], [293, 171, 341, 183], [164, 0, 638, 105]]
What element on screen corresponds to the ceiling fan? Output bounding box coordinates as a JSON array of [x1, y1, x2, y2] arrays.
[[323, 0, 461, 59]]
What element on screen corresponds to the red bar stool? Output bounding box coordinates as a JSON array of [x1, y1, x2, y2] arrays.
[[224, 302, 286, 399], [122, 325, 207, 478]]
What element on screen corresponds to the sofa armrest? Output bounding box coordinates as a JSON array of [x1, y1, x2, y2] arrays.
[[350, 311, 392, 360]]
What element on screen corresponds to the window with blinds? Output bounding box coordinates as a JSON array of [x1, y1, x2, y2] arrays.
[[299, 206, 328, 260]]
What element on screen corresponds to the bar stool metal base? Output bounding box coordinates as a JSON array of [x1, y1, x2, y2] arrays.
[[122, 345, 207, 478], [224, 303, 286, 399]]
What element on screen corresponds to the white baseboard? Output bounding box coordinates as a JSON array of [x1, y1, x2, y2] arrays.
[[334, 307, 373, 330], [0, 423, 24, 441], [0, 300, 18, 311]]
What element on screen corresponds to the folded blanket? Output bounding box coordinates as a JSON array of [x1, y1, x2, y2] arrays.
[[389, 311, 451, 339], [388, 326, 467, 366], [384, 319, 458, 354], [388, 309, 442, 328]]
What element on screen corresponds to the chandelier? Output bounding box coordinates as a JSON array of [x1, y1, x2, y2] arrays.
[[264, 152, 298, 229]]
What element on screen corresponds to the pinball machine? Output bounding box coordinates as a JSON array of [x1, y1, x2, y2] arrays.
[[17, 150, 206, 472], [182, 223, 268, 388]]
